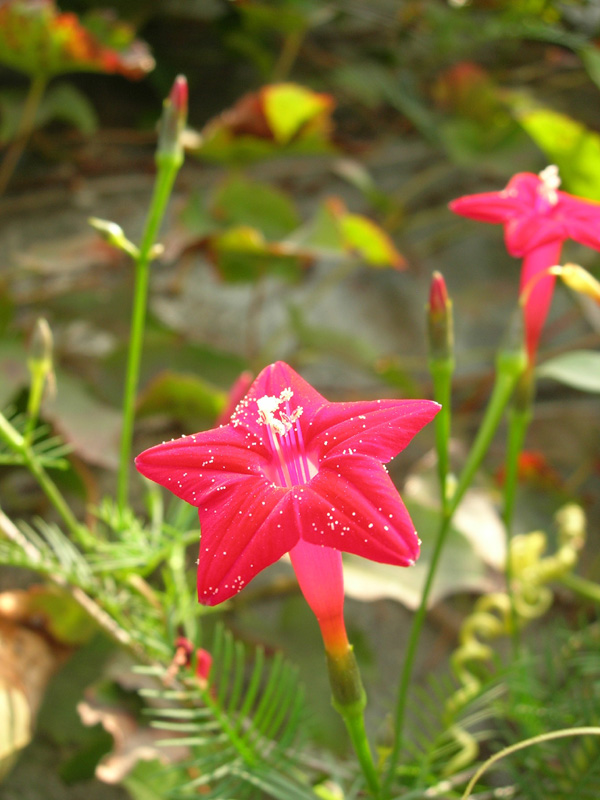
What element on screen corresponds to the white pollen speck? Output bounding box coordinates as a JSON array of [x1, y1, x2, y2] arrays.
[[368, 523, 374, 528]]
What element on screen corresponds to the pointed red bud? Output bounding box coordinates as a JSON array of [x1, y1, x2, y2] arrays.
[[170, 75, 188, 124], [427, 271, 454, 361], [157, 74, 188, 164], [195, 648, 213, 688], [429, 271, 449, 317]]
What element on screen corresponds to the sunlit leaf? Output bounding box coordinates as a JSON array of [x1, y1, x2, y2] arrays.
[[0, 1, 154, 79], [514, 105, 600, 199], [262, 83, 334, 144], [338, 210, 406, 269], [194, 83, 336, 163], [536, 350, 600, 393], [301, 197, 406, 269]]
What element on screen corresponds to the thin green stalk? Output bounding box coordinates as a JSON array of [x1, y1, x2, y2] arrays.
[[382, 347, 525, 796], [0, 73, 47, 196], [342, 707, 381, 798], [449, 349, 525, 518], [460, 727, 600, 799], [560, 572, 600, 604], [381, 512, 452, 796], [117, 156, 182, 511], [326, 645, 380, 797], [430, 359, 453, 515], [502, 382, 533, 655]]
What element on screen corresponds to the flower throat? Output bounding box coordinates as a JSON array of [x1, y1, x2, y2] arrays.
[[256, 389, 313, 488]]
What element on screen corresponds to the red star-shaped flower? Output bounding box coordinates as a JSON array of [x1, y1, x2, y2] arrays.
[[449, 166, 600, 360], [136, 362, 439, 654]]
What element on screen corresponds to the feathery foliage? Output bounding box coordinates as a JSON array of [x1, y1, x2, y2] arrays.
[[136, 624, 317, 800]]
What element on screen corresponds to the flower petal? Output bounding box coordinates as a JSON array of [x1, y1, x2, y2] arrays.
[[448, 175, 537, 224], [289, 540, 348, 654], [519, 239, 562, 360], [557, 193, 600, 251], [300, 454, 420, 565], [135, 425, 271, 506], [505, 215, 565, 257], [195, 480, 298, 605], [229, 361, 327, 440], [306, 398, 439, 463]]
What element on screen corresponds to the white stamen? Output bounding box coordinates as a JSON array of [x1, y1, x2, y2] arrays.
[[538, 164, 560, 206]]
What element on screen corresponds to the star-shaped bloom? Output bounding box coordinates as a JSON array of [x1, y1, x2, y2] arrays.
[[136, 362, 439, 654], [449, 166, 600, 360]]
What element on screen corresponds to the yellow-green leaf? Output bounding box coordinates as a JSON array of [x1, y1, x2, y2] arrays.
[[262, 83, 333, 144]]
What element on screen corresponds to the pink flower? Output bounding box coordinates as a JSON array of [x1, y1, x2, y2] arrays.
[[136, 362, 439, 655], [449, 166, 600, 360]]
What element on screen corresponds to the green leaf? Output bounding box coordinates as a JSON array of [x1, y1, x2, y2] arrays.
[[212, 174, 300, 240], [339, 211, 405, 269], [43, 372, 122, 469], [536, 350, 600, 393], [262, 83, 333, 144], [136, 370, 226, 428], [37, 82, 98, 136], [194, 83, 336, 164], [579, 46, 600, 93], [301, 198, 405, 268], [514, 105, 600, 199], [142, 625, 310, 799], [210, 225, 304, 282]]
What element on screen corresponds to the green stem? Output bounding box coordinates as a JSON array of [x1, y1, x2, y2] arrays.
[[430, 357, 453, 515], [382, 348, 525, 796], [449, 349, 525, 518], [272, 27, 306, 82], [460, 727, 600, 800], [560, 572, 600, 604], [0, 74, 47, 196], [327, 647, 380, 798], [381, 513, 452, 796], [502, 396, 532, 655], [343, 706, 381, 798], [117, 154, 183, 511]]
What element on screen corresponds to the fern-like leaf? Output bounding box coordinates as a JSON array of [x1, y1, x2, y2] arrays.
[[137, 625, 317, 799], [0, 408, 70, 469]]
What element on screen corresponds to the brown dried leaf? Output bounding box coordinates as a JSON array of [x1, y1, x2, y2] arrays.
[[78, 700, 189, 784]]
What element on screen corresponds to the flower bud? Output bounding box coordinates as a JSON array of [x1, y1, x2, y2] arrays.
[[157, 75, 188, 165], [88, 217, 139, 258], [427, 271, 454, 361], [28, 318, 53, 368], [195, 648, 212, 689]]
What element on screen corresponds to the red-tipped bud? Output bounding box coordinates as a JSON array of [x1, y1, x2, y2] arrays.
[[427, 271, 454, 361], [170, 75, 188, 123], [157, 74, 188, 164], [195, 648, 213, 688], [429, 271, 449, 317]]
